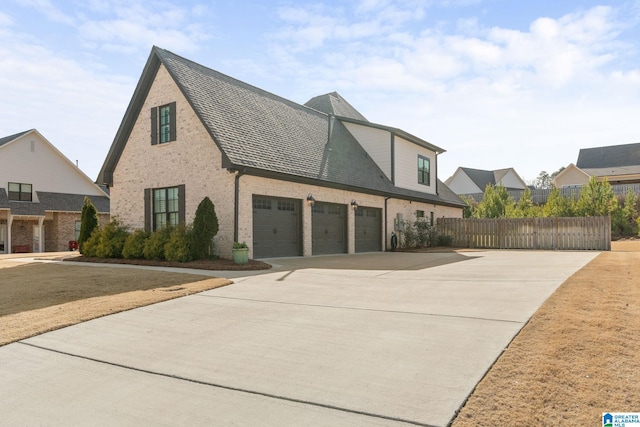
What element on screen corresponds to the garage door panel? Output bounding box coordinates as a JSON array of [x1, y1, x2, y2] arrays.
[[312, 202, 347, 255], [252, 196, 301, 258], [355, 207, 382, 253]]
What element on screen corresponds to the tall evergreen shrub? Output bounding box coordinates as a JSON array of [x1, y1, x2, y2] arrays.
[[79, 197, 98, 253], [190, 197, 219, 259]]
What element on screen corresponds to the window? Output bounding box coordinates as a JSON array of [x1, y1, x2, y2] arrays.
[[430, 211, 435, 226], [151, 102, 176, 145], [75, 220, 81, 240], [416, 210, 425, 218], [144, 185, 185, 232], [418, 156, 430, 186], [8, 182, 32, 201]]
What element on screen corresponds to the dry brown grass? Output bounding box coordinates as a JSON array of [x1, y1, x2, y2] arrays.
[[451, 240, 640, 426], [0, 261, 231, 346]]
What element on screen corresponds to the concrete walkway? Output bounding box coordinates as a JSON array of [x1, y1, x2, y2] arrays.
[[0, 250, 598, 426]]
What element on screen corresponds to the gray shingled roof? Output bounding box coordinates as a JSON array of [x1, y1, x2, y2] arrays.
[[99, 47, 464, 208], [0, 191, 109, 215], [304, 92, 368, 121], [0, 130, 30, 148], [577, 143, 640, 169], [460, 167, 497, 191]]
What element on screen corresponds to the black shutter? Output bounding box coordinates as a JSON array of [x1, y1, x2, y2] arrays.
[[150, 107, 158, 145], [144, 188, 152, 232], [169, 102, 177, 142], [178, 184, 186, 225]]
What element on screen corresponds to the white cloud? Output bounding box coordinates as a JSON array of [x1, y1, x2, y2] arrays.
[[14, 0, 74, 24]]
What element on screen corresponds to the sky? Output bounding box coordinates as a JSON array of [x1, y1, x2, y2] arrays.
[[2, 0, 640, 185]]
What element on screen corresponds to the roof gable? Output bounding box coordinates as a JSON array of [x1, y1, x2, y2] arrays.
[[304, 92, 368, 122], [99, 47, 464, 208], [0, 129, 108, 198], [577, 142, 640, 169]]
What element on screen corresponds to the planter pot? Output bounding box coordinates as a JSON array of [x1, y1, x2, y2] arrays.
[[232, 248, 249, 265]]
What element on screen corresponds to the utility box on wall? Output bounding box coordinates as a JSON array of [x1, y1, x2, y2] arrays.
[[394, 213, 403, 231]]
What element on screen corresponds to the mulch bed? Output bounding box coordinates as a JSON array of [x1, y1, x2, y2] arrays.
[[64, 256, 272, 271]]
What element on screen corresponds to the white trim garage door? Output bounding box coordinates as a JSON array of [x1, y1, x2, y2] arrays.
[[312, 202, 347, 255], [252, 196, 301, 258], [355, 206, 382, 252]]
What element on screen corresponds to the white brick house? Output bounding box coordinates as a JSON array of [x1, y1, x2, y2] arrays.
[[98, 47, 464, 259]]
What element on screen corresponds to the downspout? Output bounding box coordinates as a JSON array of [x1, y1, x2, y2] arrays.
[[384, 197, 391, 251], [233, 168, 246, 243]]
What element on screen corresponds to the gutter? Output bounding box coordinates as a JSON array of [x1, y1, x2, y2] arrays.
[[233, 168, 246, 242]]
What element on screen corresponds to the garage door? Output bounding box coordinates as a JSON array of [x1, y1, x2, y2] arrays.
[[252, 196, 301, 258], [355, 207, 382, 252], [312, 202, 347, 255]]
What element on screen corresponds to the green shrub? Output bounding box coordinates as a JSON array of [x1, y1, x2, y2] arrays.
[[79, 197, 99, 253], [94, 220, 129, 259], [81, 227, 101, 257], [190, 197, 219, 260], [165, 226, 192, 262], [436, 234, 454, 247], [123, 229, 150, 259], [143, 227, 172, 260]]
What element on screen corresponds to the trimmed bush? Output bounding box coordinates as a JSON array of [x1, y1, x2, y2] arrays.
[[123, 229, 150, 259], [190, 197, 219, 260], [165, 225, 192, 262], [94, 220, 129, 259], [143, 227, 172, 260], [81, 227, 101, 257]]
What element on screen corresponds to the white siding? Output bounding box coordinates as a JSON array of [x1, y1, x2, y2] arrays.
[[343, 122, 392, 179], [0, 132, 106, 197], [445, 170, 482, 194], [394, 136, 437, 195], [499, 170, 526, 189]]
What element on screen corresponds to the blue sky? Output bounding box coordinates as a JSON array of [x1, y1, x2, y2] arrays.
[[2, 0, 640, 184]]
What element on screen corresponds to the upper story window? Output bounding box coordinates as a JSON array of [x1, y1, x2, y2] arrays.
[[151, 102, 176, 145], [8, 182, 32, 201], [418, 155, 430, 186]]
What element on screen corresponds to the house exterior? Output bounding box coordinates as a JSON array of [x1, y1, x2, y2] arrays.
[[554, 143, 640, 187], [445, 167, 527, 195], [0, 129, 110, 253], [98, 47, 464, 259]]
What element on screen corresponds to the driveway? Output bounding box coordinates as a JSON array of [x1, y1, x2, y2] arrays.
[[0, 250, 597, 426]]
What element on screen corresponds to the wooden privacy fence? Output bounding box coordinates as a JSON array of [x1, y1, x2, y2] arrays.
[[436, 216, 611, 251]]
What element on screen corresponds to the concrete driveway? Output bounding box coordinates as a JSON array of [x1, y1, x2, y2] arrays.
[[0, 250, 597, 426]]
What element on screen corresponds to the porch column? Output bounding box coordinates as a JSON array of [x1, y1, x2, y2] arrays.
[[7, 214, 13, 254], [37, 216, 45, 253]]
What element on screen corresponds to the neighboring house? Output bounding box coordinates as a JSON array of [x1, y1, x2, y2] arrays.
[[445, 167, 528, 195], [554, 142, 640, 187], [0, 129, 110, 254], [98, 47, 464, 259]]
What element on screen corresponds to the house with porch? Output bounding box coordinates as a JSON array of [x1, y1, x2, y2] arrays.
[[0, 129, 109, 253], [98, 47, 464, 259], [554, 142, 640, 187]]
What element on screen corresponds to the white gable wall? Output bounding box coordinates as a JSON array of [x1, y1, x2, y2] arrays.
[[445, 170, 482, 194], [0, 132, 105, 197], [394, 136, 437, 195], [554, 165, 590, 187], [342, 122, 392, 179], [498, 170, 526, 190]]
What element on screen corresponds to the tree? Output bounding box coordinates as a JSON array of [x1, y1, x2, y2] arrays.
[[78, 197, 98, 253], [508, 187, 539, 217], [190, 197, 219, 259], [534, 171, 552, 190], [542, 187, 574, 217], [475, 184, 513, 218], [574, 176, 617, 217]]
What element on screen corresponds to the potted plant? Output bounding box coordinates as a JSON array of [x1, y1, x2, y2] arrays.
[[232, 241, 249, 265]]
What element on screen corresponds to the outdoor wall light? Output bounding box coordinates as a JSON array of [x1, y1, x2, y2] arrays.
[[351, 200, 358, 210], [306, 195, 316, 206]]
